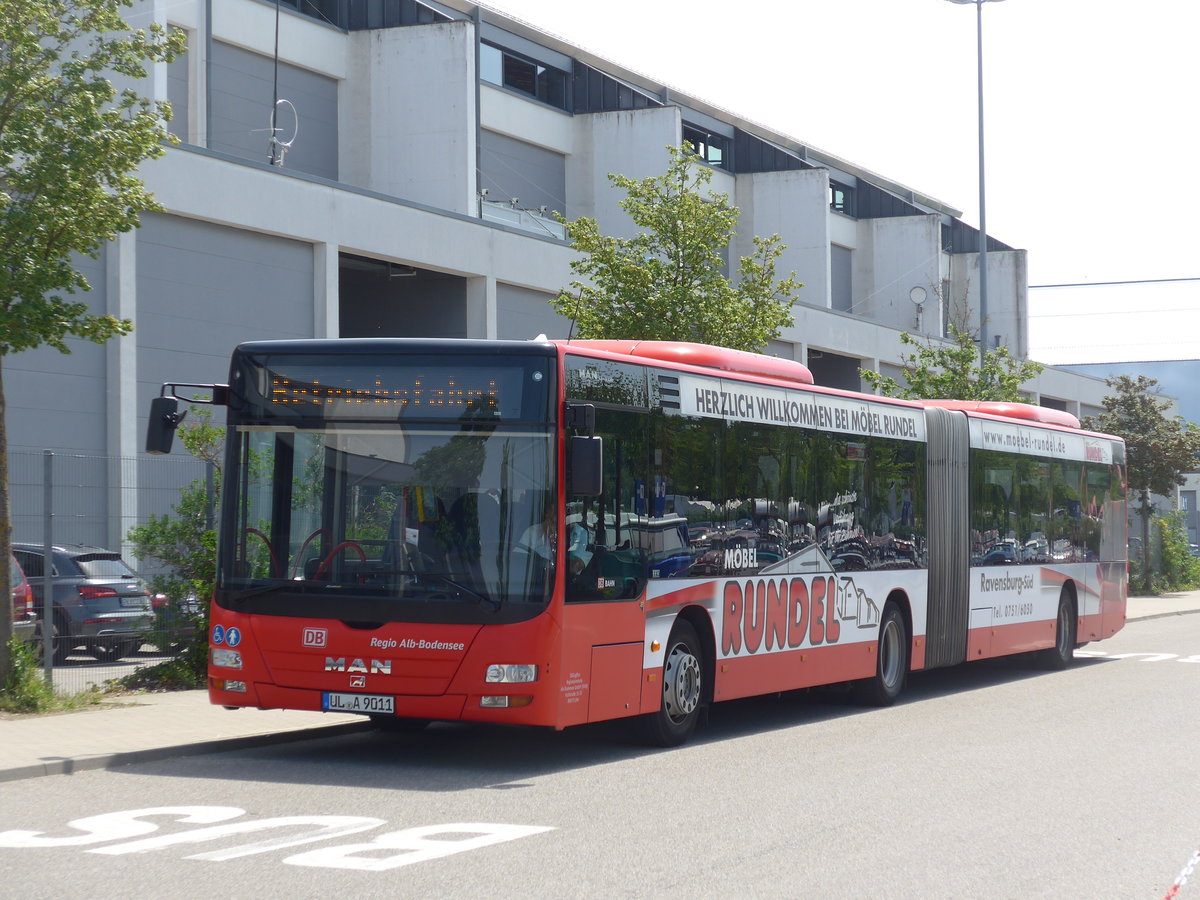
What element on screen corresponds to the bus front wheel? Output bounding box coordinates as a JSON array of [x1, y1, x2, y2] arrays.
[[640, 620, 704, 747]]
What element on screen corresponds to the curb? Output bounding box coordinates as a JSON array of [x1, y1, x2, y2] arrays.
[[0, 720, 372, 784], [1127, 607, 1200, 624]]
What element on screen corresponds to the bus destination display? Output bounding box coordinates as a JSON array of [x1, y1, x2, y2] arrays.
[[268, 373, 500, 415], [246, 356, 543, 421]]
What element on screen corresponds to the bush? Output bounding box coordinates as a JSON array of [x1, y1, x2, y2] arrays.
[[126, 407, 220, 687], [127, 582, 209, 691], [116, 653, 205, 691], [0, 637, 55, 712], [0, 637, 112, 714], [1153, 510, 1200, 593]]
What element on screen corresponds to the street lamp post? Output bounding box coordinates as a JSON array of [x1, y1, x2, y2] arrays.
[[946, 0, 1005, 374]]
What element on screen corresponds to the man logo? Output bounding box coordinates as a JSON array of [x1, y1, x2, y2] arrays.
[[302, 628, 328, 648], [325, 657, 393, 675]]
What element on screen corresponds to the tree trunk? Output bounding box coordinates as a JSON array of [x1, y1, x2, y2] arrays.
[[1140, 490, 1153, 594], [0, 358, 13, 687]]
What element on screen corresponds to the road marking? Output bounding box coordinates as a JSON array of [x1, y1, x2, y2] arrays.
[[1076, 651, 1200, 663], [0, 807, 553, 871], [90, 815, 385, 859], [284, 823, 556, 871], [0, 807, 244, 848]]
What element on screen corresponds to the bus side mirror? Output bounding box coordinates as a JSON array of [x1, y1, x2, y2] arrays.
[[146, 397, 186, 455], [564, 402, 596, 435], [568, 436, 603, 496]]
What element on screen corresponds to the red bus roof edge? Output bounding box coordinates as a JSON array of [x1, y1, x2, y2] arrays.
[[562, 340, 815, 385], [922, 399, 1081, 429]]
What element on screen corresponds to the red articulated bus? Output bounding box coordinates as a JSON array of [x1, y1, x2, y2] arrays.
[[147, 338, 1127, 746]]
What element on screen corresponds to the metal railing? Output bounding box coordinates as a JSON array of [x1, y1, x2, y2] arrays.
[[8, 450, 214, 694]]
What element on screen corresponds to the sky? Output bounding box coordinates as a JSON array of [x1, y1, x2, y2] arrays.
[[481, 0, 1200, 366]]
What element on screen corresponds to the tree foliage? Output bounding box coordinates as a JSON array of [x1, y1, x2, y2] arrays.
[[0, 0, 185, 354], [0, 0, 185, 686], [1085, 375, 1200, 500], [125, 408, 222, 684], [859, 322, 1044, 401], [1083, 374, 1200, 592], [1154, 510, 1200, 594], [550, 144, 802, 352]]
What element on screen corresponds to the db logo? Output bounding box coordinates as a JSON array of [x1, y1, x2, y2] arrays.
[[302, 628, 328, 648]]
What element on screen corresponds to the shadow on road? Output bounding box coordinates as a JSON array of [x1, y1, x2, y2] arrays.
[[118, 651, 1116, 792]]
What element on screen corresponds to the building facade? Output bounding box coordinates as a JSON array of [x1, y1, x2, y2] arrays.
[[6, 0, 1115, 551]]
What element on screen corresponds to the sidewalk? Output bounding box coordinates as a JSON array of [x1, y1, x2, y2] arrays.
[[2, 591, 1198, 784], [0, 692, 369, 784]]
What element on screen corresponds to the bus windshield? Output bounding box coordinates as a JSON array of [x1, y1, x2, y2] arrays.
[[217, 349, 556, 625]]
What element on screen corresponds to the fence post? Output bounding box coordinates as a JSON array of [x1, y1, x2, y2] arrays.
[[41, 450, 54, 684]]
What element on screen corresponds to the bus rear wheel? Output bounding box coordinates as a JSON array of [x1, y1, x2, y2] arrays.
[[853, 601, 908, 706], [640, 620, 704, 747], [1037, 589, 1076, 670]]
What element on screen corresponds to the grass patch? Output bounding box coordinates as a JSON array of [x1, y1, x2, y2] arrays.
[[0, 637, 120, 715]]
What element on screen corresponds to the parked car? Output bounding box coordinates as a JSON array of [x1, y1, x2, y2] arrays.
[[147, 591, 201, 653], [11, 543, 153, 664], [8, 554, 37, 647]]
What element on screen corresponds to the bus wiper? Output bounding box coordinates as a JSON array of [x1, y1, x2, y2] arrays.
[[414, 573, 501, 612], [226, 583, 292, 606]]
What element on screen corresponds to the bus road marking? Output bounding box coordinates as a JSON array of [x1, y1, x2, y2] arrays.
[[0, 807, 554, 871], [1075, 651, 1200, 663]]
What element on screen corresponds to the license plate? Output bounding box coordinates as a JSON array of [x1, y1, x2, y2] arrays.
[[322, 692, 394, 714], [120, 597, 146, 608]]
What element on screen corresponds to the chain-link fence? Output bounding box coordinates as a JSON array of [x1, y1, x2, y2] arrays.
[[8, 449, 214, 694]]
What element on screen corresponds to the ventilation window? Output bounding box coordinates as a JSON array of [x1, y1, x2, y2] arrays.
[[683, 126, 729, 169], [830, 182, 856, 217], [481, 42, 569, 110]]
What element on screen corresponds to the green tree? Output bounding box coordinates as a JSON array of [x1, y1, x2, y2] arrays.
[[1083, 375, 1200, 593], [0, 0, 185, 686], [126, 408, 222, 684], [550, 144, 802, 352], [859, 322, 1044, 401]]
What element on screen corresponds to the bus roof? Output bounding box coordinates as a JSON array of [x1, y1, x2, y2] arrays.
[[560, 340, 814, 386], [920, 399, 1081, 429]]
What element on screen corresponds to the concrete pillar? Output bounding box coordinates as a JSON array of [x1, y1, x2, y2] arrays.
[[106, 231, 139, 554], [465, 275, 495, 339], [314, 243, 339, 338]]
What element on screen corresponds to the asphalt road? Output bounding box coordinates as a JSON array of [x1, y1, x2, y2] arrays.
[[2, 614, 1197, 899]]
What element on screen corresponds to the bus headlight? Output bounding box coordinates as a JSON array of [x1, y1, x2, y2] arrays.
[[485, 664, 537, 683], [211, 648, 243, 669], [481, 695, 533, 708]]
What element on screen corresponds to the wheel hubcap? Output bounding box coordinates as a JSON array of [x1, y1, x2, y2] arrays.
[[663, 643, 701, 723], [880, 619, 902, 688]]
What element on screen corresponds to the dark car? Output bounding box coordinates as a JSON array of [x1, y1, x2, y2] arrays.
[[8, 554, 37, 647], [147, 591, 201, 653], [11, 543, 153, 663]]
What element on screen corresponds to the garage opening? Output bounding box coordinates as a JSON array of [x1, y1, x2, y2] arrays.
[[339, 253, 467, 338], [806, 350, 864, 391]]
